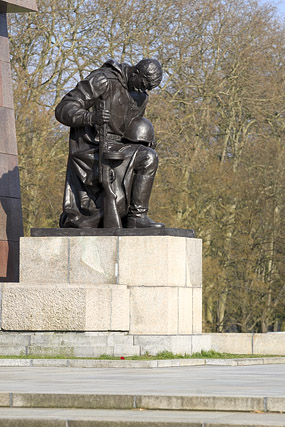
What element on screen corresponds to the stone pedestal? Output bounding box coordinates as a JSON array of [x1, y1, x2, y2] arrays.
[[0, 0, 37, 282], [0, 230, 202, 336]]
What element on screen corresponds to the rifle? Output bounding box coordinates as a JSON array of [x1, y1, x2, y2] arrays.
[[98, 99, 124, 228]]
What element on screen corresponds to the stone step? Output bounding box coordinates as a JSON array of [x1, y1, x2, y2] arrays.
[[0, 357, 285, 368], [0, 332, 211, 356], [0, 408, 284, 426], [0, 392, 284, 413]]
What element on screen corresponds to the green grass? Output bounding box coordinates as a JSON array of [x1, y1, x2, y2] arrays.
[[0, 350, 281, 360]]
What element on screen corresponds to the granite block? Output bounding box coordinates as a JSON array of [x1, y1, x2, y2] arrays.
[[85, 285, 111, 330], [0, 154, 9, 197], [85, 285, 130, 331], [192, 287, 202, 333], [0, 154, 21, 197], [186, 238, 202, 287], [1, 283, 130, 331], [253, 332, 285, 355], [0, 345, 26, 355], [85, 285, 129, 331], [168, 335, 193, 354], [113, 344, 140, 357], [0, 61, 3, 107], [0, 239, 19, 281], [29, 332, 108, 347], [0, 36, 10, 62], [0, 393, 9, 407], [106, 333, 133, 347], [1, 284, 86, 330], [192, 334, 211, 353], [69, 236, 117, 284], [110, 285, 129, 330], [20, 237, 68, 283], [0, 196, 23, 241], [133, 335, 177, 355], [118, 236, 187, 287], [129, 286, 178, 334], [0, 107, 17, 155], [267, 397, 285, 412], [0, 240, 8, 278], [73, 345, 113, 357], [0, 331, 31, 345], [210, 333, 253, 355], [0, 61, 13, 108], [1, 0, 38, 13], [178, 287, 192, 334], [133, 335, 195, 355]]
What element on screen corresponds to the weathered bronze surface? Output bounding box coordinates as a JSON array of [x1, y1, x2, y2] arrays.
[[56, 59, 165, 229], [31, 228, 195, 238]]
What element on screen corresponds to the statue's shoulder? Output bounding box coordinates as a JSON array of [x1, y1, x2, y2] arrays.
[[86, 59, 126, 82]]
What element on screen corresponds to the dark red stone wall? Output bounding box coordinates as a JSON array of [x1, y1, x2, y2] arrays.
[[0, 11, 23, 281]]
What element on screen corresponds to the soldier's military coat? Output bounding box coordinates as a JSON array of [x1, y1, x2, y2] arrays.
[[55, 60, 148, 228]]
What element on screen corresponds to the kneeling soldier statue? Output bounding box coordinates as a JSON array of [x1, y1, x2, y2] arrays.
[[55, 58, 164, 229]]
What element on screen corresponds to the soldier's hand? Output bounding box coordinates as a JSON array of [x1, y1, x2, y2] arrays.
[[90, 109, 111, 126], [148, 141, 157, 149]]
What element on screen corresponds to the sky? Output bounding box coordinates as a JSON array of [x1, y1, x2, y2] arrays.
[[260, 0, 285, 16]]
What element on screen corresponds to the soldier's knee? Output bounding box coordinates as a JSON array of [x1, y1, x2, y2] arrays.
[[135, 145, 158, 175], [144, 146, 158, 168]]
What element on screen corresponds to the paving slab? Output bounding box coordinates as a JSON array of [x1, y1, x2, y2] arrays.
[[0, 408, 285, 426]]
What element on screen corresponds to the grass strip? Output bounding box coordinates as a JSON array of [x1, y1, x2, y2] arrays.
[[0, 350, 281, 360]]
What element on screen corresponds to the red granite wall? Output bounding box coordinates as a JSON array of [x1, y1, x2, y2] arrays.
[[0, 11, 23, 281]]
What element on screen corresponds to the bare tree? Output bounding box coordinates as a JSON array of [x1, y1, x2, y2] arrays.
[[9, 0, 285, 331]]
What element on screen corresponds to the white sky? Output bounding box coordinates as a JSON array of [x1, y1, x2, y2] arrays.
[[260, 0, 285, 16]]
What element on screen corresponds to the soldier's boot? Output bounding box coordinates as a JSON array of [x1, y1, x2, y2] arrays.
[[126, 174, 165, 228]]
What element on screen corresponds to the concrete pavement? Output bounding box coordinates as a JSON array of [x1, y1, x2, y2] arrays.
[[0, 364, 284, 396], [0, 408, 285, 426], [0, 364, 285, 425]]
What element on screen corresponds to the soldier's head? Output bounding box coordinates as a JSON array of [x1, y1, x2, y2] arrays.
[[128, 59, 162, 92]]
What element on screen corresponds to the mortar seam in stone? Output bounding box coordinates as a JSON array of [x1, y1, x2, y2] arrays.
[[0, 284, 2, 331], [185, 237, 187, 287], [264, 396, 268, 412], [128, 286, 131, 336], [192, 287, 194, 336], [177, 287, 179, 334], [9, 392, 12, 408], [133, 395, 137, 408], [116, 236, 120, 285], [67, 237, 70, 284], [110, 287, 113, 332]]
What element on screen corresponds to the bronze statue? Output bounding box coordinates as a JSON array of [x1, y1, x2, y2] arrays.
[[55, 58, 164, 228]]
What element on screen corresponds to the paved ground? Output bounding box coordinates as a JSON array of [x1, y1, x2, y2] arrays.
[[1, 364, 285, 425], [0, 408, 285, 426], [0, 364, 284, 396]]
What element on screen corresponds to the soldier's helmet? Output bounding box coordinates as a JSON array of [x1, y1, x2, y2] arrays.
[[123, 117, 155, 147]]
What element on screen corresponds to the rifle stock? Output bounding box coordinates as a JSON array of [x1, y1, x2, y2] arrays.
[[98, 99, 123, 228]]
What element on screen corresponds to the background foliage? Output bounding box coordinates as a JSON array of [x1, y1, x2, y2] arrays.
[[8, 0, 285, 332]]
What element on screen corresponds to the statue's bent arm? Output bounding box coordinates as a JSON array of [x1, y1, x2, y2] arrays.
[[55, 73, 109, 128]]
